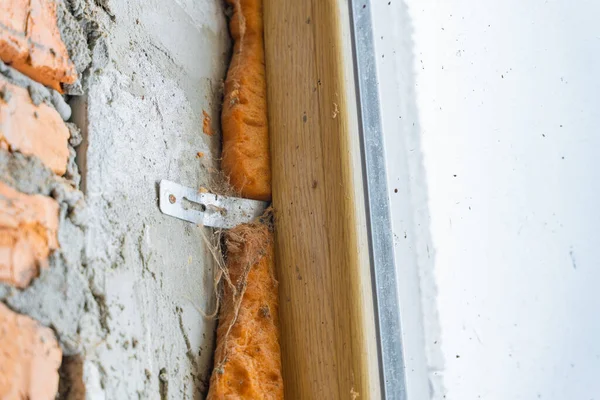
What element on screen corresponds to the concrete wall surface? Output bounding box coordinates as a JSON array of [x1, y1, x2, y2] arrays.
[[74, 0, 229, 398], [371, 0, 600, 399]]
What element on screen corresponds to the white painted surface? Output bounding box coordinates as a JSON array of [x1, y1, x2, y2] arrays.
[[372, 0, 600, 399]]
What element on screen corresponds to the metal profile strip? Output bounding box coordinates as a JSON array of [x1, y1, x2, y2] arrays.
[[348, 1, 408, 398]]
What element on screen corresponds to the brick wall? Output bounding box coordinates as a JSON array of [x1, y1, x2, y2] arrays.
[[0, 0, 79, 397]]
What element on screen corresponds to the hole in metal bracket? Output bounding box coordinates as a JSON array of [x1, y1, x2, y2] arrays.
[[181, 197, 207, 212]]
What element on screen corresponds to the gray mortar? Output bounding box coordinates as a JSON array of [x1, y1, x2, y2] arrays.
[[0, 150, 98, 355], [0, 150, 109, 400], [0, 60, 72, 120], [63, 123, 83, 187], [58, 0, 112, 95], [57, 0, 92, 77], [0, 152, 56, 196]]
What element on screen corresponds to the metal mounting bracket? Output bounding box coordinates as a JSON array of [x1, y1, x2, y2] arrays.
[[159, 180, 267, 229]]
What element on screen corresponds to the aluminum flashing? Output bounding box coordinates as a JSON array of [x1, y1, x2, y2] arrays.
[[349, 1, 408, 398]]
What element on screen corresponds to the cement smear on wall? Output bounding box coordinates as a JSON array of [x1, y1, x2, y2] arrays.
[[1, 0, 230, 398], [74, 0, 230, 397]]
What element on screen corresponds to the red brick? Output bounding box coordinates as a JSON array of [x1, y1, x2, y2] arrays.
[[0, 78, 70, 175], [0, 303, 62, 400], [0, 0, 77, 92], [0, 182, 59, 289]]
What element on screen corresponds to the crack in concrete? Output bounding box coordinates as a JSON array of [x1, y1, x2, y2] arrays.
[[177, 306, 209, 398], [159, 367, 169, 400]]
